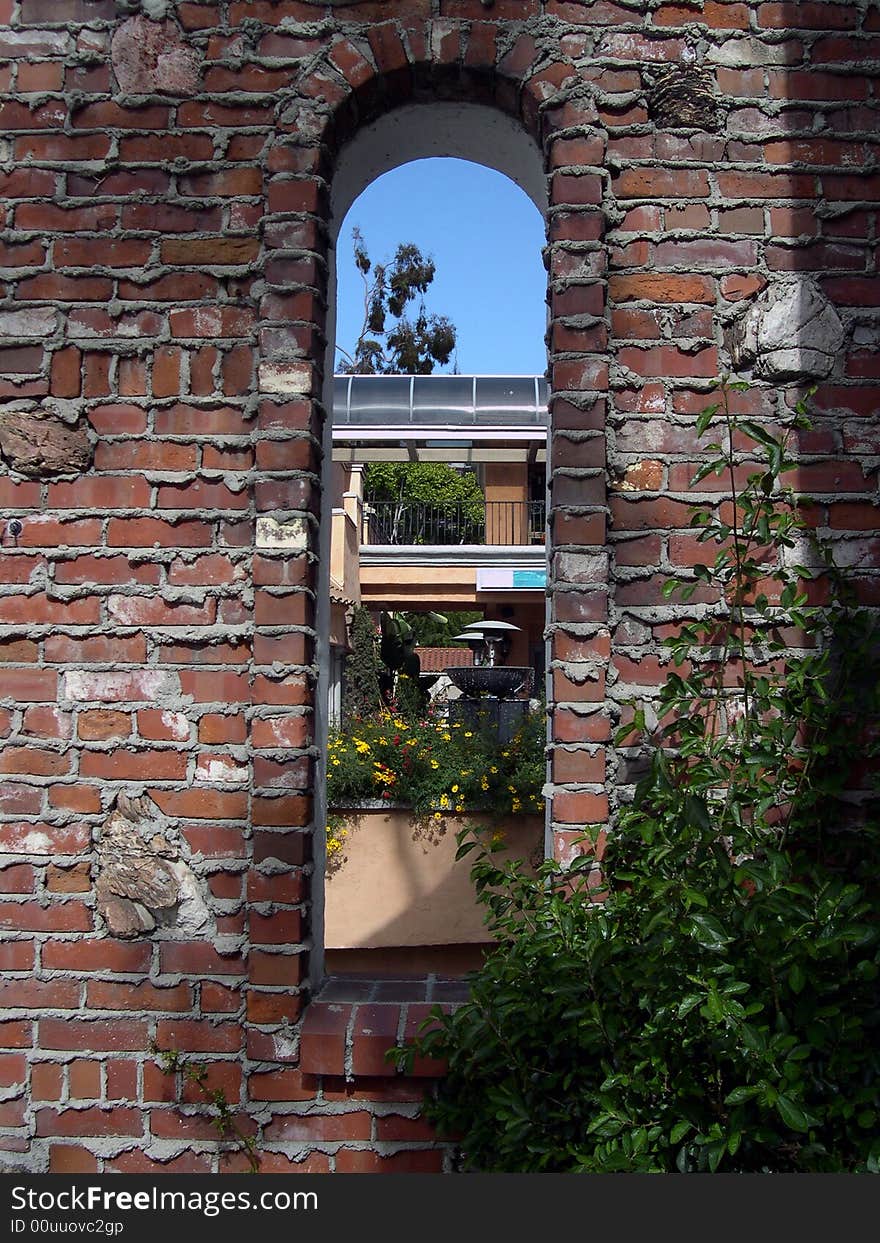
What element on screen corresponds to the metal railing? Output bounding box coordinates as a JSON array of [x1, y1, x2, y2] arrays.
[[363, 500, 546, 547]]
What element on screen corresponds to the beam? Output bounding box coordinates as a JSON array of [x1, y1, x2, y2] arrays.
[[332, 446, 537, 463]]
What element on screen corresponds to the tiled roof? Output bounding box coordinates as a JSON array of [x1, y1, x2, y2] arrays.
[[415, 646, 473, 673]]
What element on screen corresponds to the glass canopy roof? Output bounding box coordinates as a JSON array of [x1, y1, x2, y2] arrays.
[[333, 374, 548, 427]]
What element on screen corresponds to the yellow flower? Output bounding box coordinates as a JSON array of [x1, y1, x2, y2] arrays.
[[464, 731, 473, 738], [434, 811, 442, 821], [430, 759, 439, 769], [451, 784, 459, 793]]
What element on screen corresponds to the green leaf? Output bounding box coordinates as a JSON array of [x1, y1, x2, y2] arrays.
[[789, 962, 805, 994], [776, 1095, 811, 1133], [696, 404, 720, 436], [685, 795, 712, 833], [677, 994, 702, 1019], [689, 913, 732, 949], [725, 1085, 760, 1106]]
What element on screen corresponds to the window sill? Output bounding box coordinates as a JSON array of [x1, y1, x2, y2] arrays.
[[299, 973, 469, 1080]]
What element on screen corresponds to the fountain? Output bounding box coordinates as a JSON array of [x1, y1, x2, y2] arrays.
[[445, 621, 531, 743]]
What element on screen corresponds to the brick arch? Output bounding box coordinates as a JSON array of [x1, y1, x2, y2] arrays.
[[250, 19, 611, 997]]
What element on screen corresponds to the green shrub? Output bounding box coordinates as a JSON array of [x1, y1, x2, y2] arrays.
[[395, 382, 880, 1172]]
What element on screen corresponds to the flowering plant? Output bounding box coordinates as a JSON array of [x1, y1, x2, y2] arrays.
[[326, 706, 545, 820]]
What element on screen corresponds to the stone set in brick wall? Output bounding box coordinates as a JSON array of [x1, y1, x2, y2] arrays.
[[0, 0, 878, 1172]]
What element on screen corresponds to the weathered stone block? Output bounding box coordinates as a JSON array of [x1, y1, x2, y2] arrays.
[[647, 64, 721, 132], [95, 793, 214, 940], [111, 15, 200, 95], [0, 409, 92, 478], [731, 278, 846, 381]]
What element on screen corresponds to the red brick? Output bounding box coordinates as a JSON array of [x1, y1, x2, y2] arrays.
[[86, 981, 193, 1013], [78, 747, 188, 782], [300, 1002, 351, 1076], [46, 863, 91, 893], [0, 864, 35, 894], [0, 669, 57, 702], [110, 1149, 212, 1173], [0, 639, 38, 663], [250, 910, 303, 945], [0, 738, 73, 775], [52, 237, 151, 269], [154, 1020, 241, 1054], [48, 477, 150, 510], [609, 273, 714, 304], [49, 1145, 100, 1174], [757, 2, 856, 29], [0, 595, 100, 626], [55, 555, 161, 586], [150, 789, 248, 820], [717, 171, 816, 198], [0, 1053, 27, 1087], [105, 1060, 138, 1101], [0, 942, 34, 972], [3, 556, 50, 592], [48, 636, 147, 666], [0, 821, 89, 856], [76, 710, 130, 742], [50, 347, 81, 397], [246, 948, 303, 989], [615, 167, 709, 199], [197, 712, 247, 744], [104, 517, 213, 548], [350, 1004, 401, 1077], [36, 1107, 144, 1138], [68, 1061, 101, 1100], [31, 1064, 64, 1101], [335, 1148, 444, 1173], [247, 991, 303, 1024], [49, 786, 102, 816], [201, 981, 240, 1013], [264, 1110, 371, 1143], [44, 940, 149, 976], [0, 781, 42, 815]]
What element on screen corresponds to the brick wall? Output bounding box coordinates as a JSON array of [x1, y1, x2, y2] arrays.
[[0, 0, 877, 1172]]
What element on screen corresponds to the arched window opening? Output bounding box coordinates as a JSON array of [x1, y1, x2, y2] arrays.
[[314, 106, 549, 981]]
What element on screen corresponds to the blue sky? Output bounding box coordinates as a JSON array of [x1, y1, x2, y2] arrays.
[[334, 158, 548, 376]]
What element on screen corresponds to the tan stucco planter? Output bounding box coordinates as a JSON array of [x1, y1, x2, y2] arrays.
[[325, 808, 544, 949]]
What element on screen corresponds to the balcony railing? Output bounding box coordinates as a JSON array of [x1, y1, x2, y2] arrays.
[[363, 500, 546, 547]]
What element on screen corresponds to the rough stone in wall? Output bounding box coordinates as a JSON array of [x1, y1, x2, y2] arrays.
[[115, 0, 170, 15], [94, 793, 215, 940], [0, 408, 92, 478], [731, 279, 846, 382], [647, 65, 721, 132], [110, 14, 201, 96]]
